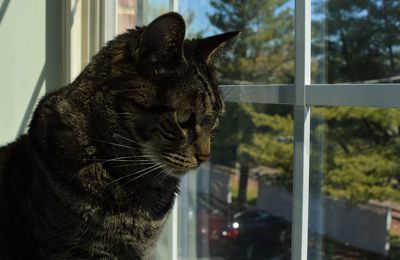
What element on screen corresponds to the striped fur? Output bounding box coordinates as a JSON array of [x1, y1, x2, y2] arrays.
[[0, 13, 238, 259]]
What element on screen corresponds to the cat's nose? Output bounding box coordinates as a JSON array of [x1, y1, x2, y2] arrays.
[[196, 154, 210, 164]]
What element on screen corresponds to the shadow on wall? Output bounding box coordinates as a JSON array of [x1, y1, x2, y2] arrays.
[[15, 0, 63, 137], [17, 65, 47, 136], [0, 0, 10, 25]]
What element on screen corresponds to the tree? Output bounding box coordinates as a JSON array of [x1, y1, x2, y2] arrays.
[[239, 104, 294, 190], [312, 107, 400, 203], [210, 0, 400, 207], [310, 0, 400, 203], [312, 0, 400, 83], [208, 0, 294, 208], [208, 0, 294, 84]]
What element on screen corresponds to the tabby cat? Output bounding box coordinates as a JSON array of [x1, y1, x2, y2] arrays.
[[0, 12, 238, 260]]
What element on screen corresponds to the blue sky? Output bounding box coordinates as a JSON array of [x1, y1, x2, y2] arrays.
[[179, 0, 217, 35], [178, 0, 295, 36]]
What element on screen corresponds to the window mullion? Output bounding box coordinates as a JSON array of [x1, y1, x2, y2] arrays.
[[62, 0, 84, 85], [307, 84, 400, 108], [292, 0, 311, 259], [169, 0, 179, 12], [220, 84, 294, 104]]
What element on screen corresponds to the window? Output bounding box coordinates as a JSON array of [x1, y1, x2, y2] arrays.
[[309, 106, 400, 258], [98, 0, 400, 259], [3, 0, 398, 259]]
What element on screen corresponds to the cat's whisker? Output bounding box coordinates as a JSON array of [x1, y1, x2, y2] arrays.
[[113, 133, 153, 149], [158, 169, 171, 182], [152, 166, 170, 182], [100, 164, 160, 192], [151, 171, 163, 182], [108, 164, 164, 196], [221, 87, 271, 102], [160, 168, 174, 182], [113, 159, 153, 162], [222, 88, 240, 102], [220, 86, 234, 99], [67, 154, 156, 163], [118, 164, 164, 189], [106, 162, 155, 170], [220, 86, 235, 100], [103, 155, 157, 163], [104, 157, 156, 162], [155, 166, 170, 182], [90, 138, 137, 150]]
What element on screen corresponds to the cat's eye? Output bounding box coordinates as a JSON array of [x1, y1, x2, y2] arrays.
[[176, 110, 194, 128]]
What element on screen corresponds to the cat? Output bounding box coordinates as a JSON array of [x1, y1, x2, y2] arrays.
[[0, 12, 238, 260]]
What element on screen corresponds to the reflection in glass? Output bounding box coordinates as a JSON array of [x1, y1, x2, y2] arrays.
[[117, 0, 171, 33], [180, 0, 295, 85], [312, 0, 400, 84], [182, 103, 294, 259], [309, 107, 400, 259]]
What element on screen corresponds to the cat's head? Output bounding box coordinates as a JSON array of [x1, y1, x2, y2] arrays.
[[100, 12, 239, 176]]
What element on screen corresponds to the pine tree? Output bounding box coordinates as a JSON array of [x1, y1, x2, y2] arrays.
[[208, 0, 294, 208], [208, 0, 294, 84]]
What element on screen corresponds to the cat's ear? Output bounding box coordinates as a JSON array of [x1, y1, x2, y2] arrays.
[[198, 31, 240, 64], [136, 12, 186, 63]]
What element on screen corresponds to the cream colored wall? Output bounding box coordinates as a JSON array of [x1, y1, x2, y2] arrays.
[[0, 0, 62, 145]]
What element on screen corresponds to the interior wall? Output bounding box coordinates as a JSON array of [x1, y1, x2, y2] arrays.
[[0, 0, 62, 145]]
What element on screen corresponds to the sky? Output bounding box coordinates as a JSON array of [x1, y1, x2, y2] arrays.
[[144, 0, 218, 35], [178, 0, 295, 36], [179, 0, 218, 35]]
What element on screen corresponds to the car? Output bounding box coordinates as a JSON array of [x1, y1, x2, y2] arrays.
[[221, 209, 291, 259]]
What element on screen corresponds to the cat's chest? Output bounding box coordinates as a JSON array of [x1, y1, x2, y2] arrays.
[[86, 208, 166, 240], [82, 208, 168, 254], [37, 208, 167, 259]]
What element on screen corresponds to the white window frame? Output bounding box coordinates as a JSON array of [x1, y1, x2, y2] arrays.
[[63, 0, 400, 259], [62, 0, 117, 85]]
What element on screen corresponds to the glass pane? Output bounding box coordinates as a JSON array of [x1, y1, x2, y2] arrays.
[[309, 106, 400, 259], [180, 0, 295, 85], [312, 0, 400, 84], [117, 0, 171, 33], [179, 102, 293, 259]]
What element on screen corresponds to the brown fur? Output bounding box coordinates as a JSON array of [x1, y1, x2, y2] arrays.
[[0, 12, 238, 259]]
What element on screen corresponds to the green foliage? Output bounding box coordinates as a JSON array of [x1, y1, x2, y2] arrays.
[[208, 0, 294, 168], [208, 0, 294, 84], [313, 107, 400, 203], [239, 104, 293, 178], [312, 0, 400, 83], [210, 0, 400, 204], [211, 102, 253, 166]]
